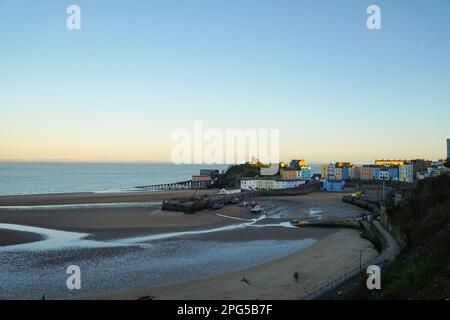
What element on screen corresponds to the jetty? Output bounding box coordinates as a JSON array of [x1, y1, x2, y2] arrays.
[[135, 179, 211, 191]]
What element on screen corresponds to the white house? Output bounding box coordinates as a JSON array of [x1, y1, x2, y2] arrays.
[[426, 162, 450, 178], [240, 178, 304, 190], [273, 179, 303, 189], [327, 163, 336, 179], [256, 179, 276, 190], [399, 164, 414, 183], [240, 178, 257, 190]]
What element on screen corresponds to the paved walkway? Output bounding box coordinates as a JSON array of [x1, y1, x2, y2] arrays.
[[303, 218, 401, 299], [371, 220, 401, 264]]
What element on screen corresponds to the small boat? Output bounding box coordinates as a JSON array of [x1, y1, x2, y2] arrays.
[[230, 197, 240, 204], [211, 203, 224, 210], [250, 205, 262, 214]]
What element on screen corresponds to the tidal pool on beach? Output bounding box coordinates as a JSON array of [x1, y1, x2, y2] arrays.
[[0, 222, 317, 299]]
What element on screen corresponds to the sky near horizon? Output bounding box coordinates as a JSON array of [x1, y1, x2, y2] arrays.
[[0, 0, 449, 164]]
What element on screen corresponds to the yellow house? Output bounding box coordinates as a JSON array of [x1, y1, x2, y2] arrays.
[[360, 167, 372, 180], [299, 159, 308, 168], [320, 164, 328, 179], [336, 162, 353, 168], [375, 160, 405, 166], [280, 168, 300, 180], [334, 167, 343, 180]]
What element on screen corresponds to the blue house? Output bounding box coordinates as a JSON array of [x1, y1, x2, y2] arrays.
[[300, 167, 313, 181], [372, 167, 381, 180], [389, 167, 399, 180], [342, 167, 351, 180], [322, 180, 346, 192]]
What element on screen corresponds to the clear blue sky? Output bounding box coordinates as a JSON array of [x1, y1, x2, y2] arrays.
[[0, 0, 449, 163]]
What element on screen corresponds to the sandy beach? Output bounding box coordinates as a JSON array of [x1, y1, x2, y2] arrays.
[[0, 206, 251, 235], [0, 189, 217, 206], [98, 229, 376, 300], [0, 191, 377, 299], [0, 229, 44, 246], [0, 192, 363, 239]]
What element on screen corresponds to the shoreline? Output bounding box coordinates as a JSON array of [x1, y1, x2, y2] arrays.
[[0, 189, 218, 207]]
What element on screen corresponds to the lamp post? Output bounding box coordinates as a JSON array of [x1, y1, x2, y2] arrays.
[[360, 250, 362, 272]]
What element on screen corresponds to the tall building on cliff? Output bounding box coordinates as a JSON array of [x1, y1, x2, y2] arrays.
[[447, 139, 450, 159]]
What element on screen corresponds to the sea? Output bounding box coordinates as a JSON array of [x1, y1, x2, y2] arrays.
[[0, 162, 321, 196]]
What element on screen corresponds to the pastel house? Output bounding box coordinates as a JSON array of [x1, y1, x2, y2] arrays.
[[322, 180, 345, 192]]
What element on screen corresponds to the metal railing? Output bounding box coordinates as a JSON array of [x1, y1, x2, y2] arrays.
[[301, 193, 401, 300], [302, 253, 380, 300]]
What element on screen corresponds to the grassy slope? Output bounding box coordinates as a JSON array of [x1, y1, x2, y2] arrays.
[[216, 163, 260, 188]]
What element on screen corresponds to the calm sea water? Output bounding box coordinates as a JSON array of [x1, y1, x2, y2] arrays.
[[0, 162, 321, 196], [0, 162, 229, 196]]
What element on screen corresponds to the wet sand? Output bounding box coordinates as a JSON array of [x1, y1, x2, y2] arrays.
[[0, 205, 251, 236], [257, 192, 366, 219], [0, 189, 217, 206], [0, 228, 327, 299], [0, 192, 253, 245], [97, 229, 377, 300], [0, 191, 366, 246], [0, 229, 43, 246], [0, 191, 378, 299]]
